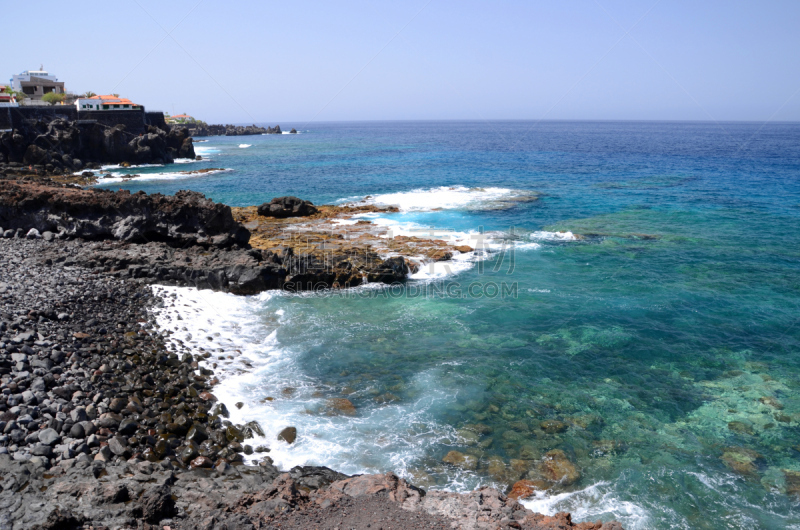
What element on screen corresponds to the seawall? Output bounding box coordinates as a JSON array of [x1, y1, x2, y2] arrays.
[[0, 106, 166, 134]]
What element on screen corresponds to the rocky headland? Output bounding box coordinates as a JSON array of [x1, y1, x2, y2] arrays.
[[0, 181, 623, 528], [188, 124, 288, 137]]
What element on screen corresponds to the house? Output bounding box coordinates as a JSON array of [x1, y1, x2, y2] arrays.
[[166, 114, 195, 124], [0, 86, 18, 107], [75, 94, 142, 111], [10, 68, 65, 101]]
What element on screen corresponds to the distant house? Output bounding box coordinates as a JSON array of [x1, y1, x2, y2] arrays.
[[0, 86, 18, 107], [10, 68, 65, 101], [75, 95, 142, 111], [166, 114, 195, 124]]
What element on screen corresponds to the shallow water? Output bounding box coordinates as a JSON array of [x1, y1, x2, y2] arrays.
[[106, 121, 800, 529]]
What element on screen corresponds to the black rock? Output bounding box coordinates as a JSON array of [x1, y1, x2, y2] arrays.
[[257, 196, 318, 219]]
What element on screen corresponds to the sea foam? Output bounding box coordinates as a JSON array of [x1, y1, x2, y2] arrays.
[[343, 185, 537, 213], [150, 285, 462, 480], [95, 168, 231, 184], [521, 482, 652, 530]]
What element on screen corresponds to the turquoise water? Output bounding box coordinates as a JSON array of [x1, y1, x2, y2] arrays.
[[105, 122, 800, 529]]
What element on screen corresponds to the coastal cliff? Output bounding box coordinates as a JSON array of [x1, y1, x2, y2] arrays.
[[0, 119, 195, 177]]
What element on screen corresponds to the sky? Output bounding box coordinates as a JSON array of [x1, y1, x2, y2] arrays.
[[4, 0, 800, 123]]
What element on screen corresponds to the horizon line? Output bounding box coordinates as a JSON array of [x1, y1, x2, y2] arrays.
[[218, 118, 800, 126]]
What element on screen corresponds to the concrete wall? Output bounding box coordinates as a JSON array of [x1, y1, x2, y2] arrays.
[[81, 110, 147, 134], [0, 106, 161, 135], [145, 111, 168, 130], [0, 108, 12, 131]]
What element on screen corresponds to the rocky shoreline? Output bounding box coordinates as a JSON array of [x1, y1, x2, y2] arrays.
[[0, 182, 622, 528], [188, 124, 295, 137], [0, 236, 621, 530]]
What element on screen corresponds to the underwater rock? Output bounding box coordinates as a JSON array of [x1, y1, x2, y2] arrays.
[[510, 459, 536, 476], [538, 449, 580, 485], [326, 398, 357, 416], [540, 420, 568, 434], [463, 423, 493, 435], [759, 396, 784, 410], [728, 421, 756, 435], [442, 450, 478, 471], [591, 440, 627, 457], [570, 414, 603, 429], [721, 447, 764, 476], [784, 470, 800, 496], [485, 456, 509, 482], [456, 429, 480, 446], [519, 445, 539, 460]]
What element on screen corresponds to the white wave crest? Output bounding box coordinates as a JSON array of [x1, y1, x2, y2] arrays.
[[530, 231, 577, 241], [342, 186, 538, 212], [521, 482, 651, 530], [99, 163, 164, 170], [94, 168, 231, 184], [194, 145, 219, 154], [239, 144, 252, 148]]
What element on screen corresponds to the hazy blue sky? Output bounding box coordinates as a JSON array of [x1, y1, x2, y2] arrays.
[[4, 1, 800, 123]]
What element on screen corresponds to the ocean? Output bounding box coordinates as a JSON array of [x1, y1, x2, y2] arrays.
[[97, 120, 800, 529]]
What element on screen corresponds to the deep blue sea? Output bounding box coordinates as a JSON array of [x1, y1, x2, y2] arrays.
[[99, 121, 800, 529]]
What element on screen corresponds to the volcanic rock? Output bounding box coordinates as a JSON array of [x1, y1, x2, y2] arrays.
[[0, 181, 249, 248], [278, 426, 297, 444], [257, 196, 318, 218]]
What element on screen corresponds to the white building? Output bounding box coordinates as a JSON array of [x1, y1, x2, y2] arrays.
[[75, 97, 102, 111], [76, 95, 142, 112], [10, 68, 65, 100], [10, 69, 60, 90]]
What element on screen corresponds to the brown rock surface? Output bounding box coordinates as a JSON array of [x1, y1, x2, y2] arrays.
[[278, 426, 298, 444], [508, 479, 546, 500], [539, 449, 581, 486], [326, 397, 358, 416], [442, 450, 478, 471]]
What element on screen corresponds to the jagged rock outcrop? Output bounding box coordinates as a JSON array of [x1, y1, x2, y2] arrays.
[[188, 123, 283, 136], [0, 181, 247, 248], [0, 119, 195, 175], [0, 460, 621, 530], [33, 239, 410, 294], [257, 196, 318, 218]]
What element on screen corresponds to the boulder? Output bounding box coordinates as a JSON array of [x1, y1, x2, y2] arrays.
[[508, 479, 547, 500], [278, 426, 297, 444], [326, 398, 357, 416], [442, 450, 478, 471], [538, 449, 580, 485], [257, 196, 318, 218], [107, 436, 129, 457], [539, 420, 568, 434]]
